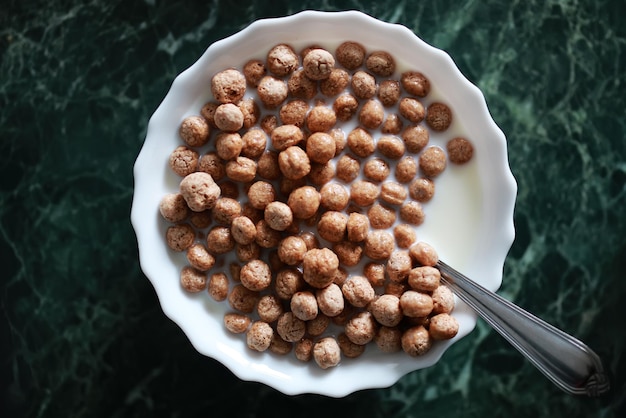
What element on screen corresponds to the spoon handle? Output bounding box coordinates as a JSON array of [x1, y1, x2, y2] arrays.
[[436, 260, 610, 397]]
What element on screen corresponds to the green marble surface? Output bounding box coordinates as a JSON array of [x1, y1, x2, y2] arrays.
[[1, 0, 625, 416]]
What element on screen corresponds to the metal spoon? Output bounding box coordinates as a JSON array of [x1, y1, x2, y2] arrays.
[[436, 260, 610, 397]]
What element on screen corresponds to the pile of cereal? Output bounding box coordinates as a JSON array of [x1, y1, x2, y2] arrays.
[[159, 41, 474, 369]]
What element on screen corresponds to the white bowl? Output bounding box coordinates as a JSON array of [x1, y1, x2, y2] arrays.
[[131, 10, 516, 397]]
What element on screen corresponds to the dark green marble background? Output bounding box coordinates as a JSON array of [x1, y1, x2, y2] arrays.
[[1, 0, 625, 416]]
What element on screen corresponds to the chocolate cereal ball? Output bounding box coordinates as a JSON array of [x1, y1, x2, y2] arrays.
[[288, 186, 320, 219], [228, 284, 259, 313], [214, 103, 244, 132], [208, 272, 229, 301], [447, 137, 474, 164], [271, 124, 303, 151], [240, 259, 272, 292], [266, 43, 299, 76], [409, 178, 435, 202], [313, 337, 341, 369], [186, 243, 215, 271], [212, 197, 241, 225], [380, 181, 407, 205], [401, 71, 431, 97], [429, 313, 459, 340], [426, 102, 453, 131], [336, 41, 366, 70], [160, 193, 189, 223], [264, 201, 293, 232], [254, 219, 281, 248], [333, 241, 363, 267], [277, 235, 307, 265], [169, 146, 199, 177], [179, 115, 210, 147], [336, 154, 360, 183], [400, 290, 433, 317], [366, 50, 395, 77], [316, 283, 344, 317], [308, 162, 335, 185], [198, 152, 225, 181], [238, 98, 260, 129], [215, 132, 243, 160], [240, 128, 267, 159], [200, 102, 219, 128], [179, 172, 221, 212], [303, 48, 335, 80], [223, 312, 251, 334], [351, 70, 377, 99], [288, 69, 318, 100], [378, 79, 401, 107], [225, 157, 257, 183], [275, 268, 306, 300], [295, 338, 314, 362], [247, 181, 276, 210], [206, 226, 235, 254], [211, 68, 246, 104], [257, 294, 286, 322], [377, 135, 406, 160], [333, 94, 359, 121], [257, 75, 288, 108], [395, 155, 418, 183], [306, 132, 336, 163], [363, 262, 386, 287], [247, 321, 273, 352], [307, 313, 331, 337], [320, 68, 350, 97], [243, 59, 266, 87], [375, 326, 402, 353], [393, 224, 416, 249], [408, 266, 441, 292], [370, 294, 403, 327], [386, 250, 412, 282], [381, 114, 404, 135], [347, 128, 375, 158], [290, 291, 318, 321], [256, 151, 280, 180], [402, 125, 429, 154], [260, 114, 278, 135], [180, 266, 207, 293], [401, 325, 432, 356], [432, 285, 455, 314], [306, 106, 337, 133], [302, 248, 339, 289], [399, 201, 425, 226], [347, 212, 369, 242], [342, 276, 375, 308], [350, 180, 379, 206], [368, 203, 396, 229], [359, 99, 384, 130], [345, 311, 377, 345], [337, 332, 366, 358], [363, 158, 391, 183], [317, 211, 348, 243], [189, 210, 212, 229], [279, 100, 309, 127], [364, 230, 394, 260], [320, 182, 349, 211], [278, 146, 311, 180], [399, 97, 426, 124], [231, 216, 257, 245], [277, 312, 306, 342], [419, 146, 447, 177], [410, 242, 439, 267], [236, 242, 261, 262]]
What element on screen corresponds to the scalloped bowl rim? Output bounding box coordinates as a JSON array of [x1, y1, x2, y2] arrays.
[[131, 10, 517, 397]]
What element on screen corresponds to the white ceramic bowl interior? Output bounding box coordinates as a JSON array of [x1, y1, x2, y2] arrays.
[[131, 10, 517, 397]]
